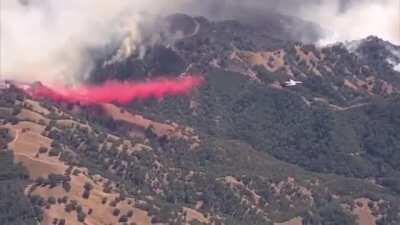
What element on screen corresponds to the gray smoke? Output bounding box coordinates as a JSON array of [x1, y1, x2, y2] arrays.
[[0, 0, 182, 84], [299, 0, 399, 45], [1, 0, 398, 84], [178, 0, 399, 45]]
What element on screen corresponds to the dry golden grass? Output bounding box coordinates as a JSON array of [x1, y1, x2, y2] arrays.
[[6, 121, 46, 133], [32, 171, 151, 225], [183, 207, 209, 224], [103, 104, 201, 149], [24, 99, 51, 115], [103, 103, 174, 136], [238, 49, 286, 72], [16, 154, 66, 179], [17, 109, 50, 124], [294, 46, 321, 75], [352, 198, 378, 225], [274, 217, 303, 225], [4, 122, 65, 179], [56, 119, 91, 131], [2, 106, 153, 225]]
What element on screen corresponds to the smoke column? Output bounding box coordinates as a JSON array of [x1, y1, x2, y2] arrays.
[[24, 75, 203, 105], [0, 0, 187, 84], [2, 0, 398, 86], [179, 0, 399, 45], [298, 0, 400, 45]]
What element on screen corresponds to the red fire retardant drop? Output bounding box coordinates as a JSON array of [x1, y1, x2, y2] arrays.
[[25, 75, 204, 105]]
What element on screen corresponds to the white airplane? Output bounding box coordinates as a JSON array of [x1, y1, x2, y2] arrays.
[[284, 79, 303, 87]]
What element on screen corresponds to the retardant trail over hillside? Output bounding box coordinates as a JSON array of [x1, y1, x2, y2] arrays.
[[22, 75, 203, 105]]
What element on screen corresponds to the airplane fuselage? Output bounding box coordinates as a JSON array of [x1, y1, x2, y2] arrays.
[[284, 79, 302, 87]]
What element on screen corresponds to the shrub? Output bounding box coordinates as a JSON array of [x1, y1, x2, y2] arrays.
[[119, 215, 128, 223], [38, 147, 48, 154], [77, 211, 86, 222], [112, 208, 120, 217]]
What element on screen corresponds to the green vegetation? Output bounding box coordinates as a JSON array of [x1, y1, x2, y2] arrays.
[[0, 150, 42, 225], [1, 23, 400, 224], [129, 70, 400, 183]]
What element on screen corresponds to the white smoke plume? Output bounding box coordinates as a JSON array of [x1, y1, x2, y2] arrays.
[[0, 0, 182, 84], [1, 0, 398, 85], [298, 0, 400, 46], [179, 0, 399, 45]]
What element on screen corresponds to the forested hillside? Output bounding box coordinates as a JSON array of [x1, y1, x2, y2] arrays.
[[1, 13, 400, 225]]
